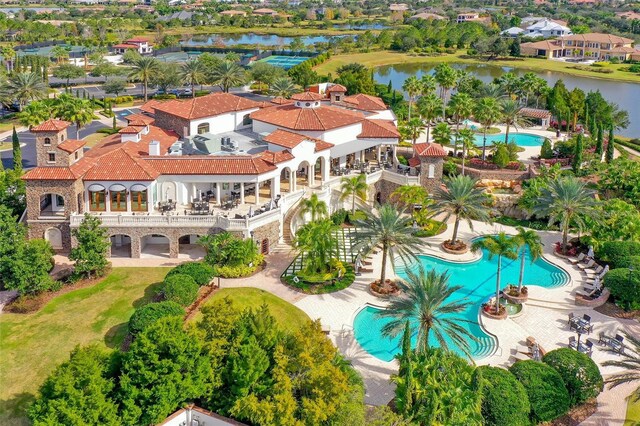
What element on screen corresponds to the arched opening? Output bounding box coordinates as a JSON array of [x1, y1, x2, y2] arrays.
[[109, 184, 127, 212], [161, 182, 176, 204], [197, 123, 209, 134], [130, 184, 148, 212], [260, 238, 269, 255], [39, 193, 65, 216], [280, 167, 292, 193], [110, 234, 132, 258], [44, 227, 63, 249], [314, 156, 325, 183], [296, 161, 310, 188], [178, 234, 205, 259], [43, 137, 51, 146], [87, 184, 106, 212], [141, 234, 170, 258], [375, 191, 382, 204]]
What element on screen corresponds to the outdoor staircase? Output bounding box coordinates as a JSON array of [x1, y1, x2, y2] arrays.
[[282, 198, 305, 246]]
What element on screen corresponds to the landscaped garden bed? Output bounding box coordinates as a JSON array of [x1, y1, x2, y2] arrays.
[[481, 302, 508, 320], [503, 285, 529, 304], [369, 279, 400, 298], [442, 239, 469, 254], [282, 265, 356, 294]]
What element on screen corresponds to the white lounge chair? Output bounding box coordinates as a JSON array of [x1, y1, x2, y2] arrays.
[[578, 259, 596, 270], [577, 287, 599, 298], [570, 253, 587, 264], [512, 352, 531, 362], [585, 265, 604, 276]]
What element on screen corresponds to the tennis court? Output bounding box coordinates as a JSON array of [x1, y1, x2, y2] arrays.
[[256, 55, 310, 70]]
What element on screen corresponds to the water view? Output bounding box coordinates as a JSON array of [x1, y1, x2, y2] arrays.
[[374, 63, 640, 138], [182, 33, 339, 48]]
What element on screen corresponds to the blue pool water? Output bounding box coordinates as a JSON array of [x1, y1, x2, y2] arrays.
[[473, 132, 545, 147], [353, 244, 569, 361]]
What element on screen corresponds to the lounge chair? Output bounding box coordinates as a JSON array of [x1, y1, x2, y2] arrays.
[[569, 336, 577, 349], [585, 265, 604, 276], [579, 340, 594, 357], [512, 352, 531, 362], [577, 287, 599, 298], [578, 259, 596, 270], [516, 345, 532, 354], [570, 253, 587, 264]]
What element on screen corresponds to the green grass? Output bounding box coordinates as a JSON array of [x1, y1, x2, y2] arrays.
[[191, 288, 309, 332], [626, 396, 640, 426], [0, 267, 170, 426]]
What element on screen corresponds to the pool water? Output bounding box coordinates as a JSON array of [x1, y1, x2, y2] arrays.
[[353, 245, 568, 361], [473, 132, 545, 147]]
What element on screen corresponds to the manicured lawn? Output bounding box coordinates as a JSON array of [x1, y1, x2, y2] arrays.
[[82, 132, 111, 148], [192, 288, 309, 332], [0, 267, 170, 426], [0, 118, 21, 134], [625, 396, 640, 426], [314, 50, 640, 83]]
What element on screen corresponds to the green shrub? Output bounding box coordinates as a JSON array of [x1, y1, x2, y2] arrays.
[[330, 208, 348, 225], [162, 274, 199, 306], [443, 159, 458, 176], [596, 241, 640, 269], [493, 144, 510, 168], [603, 268, 640, 310], [478, 366, 531, 426], [413, 219, 447, 237], [346, 209, 367, 224], [540, 139, 554, 159], [542, 348, 603, 406], [397, 155, 408, 166], [509, 360, 570, 423], [128, 301, 184, 335], [153, 94, 177, 100], [214, 263, 258, 278], [166, 262, 215, 286]]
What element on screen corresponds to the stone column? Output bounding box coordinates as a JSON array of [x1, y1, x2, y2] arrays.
[[131, 235, 142, 258], [105, 191, 111, 213], [169, 236, 179, 258], [240, 182, 245, 204], [291, 171, 296, 192], [216, 182, 221, 206], [322, 157, 330, 182], [192, 183, 198, 201], [392, 145, 398, 165], [126, 189, 132, 213]]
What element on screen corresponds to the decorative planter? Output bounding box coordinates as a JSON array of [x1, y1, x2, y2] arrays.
[[369, 280, 400, 298], [441, 240, 469, 255], [503, 286, 529, 304], [482, 305, 508, 320]]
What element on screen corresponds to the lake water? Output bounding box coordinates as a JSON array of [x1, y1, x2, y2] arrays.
[[374, 63, 640, 138], [182, 34, 338, 48]]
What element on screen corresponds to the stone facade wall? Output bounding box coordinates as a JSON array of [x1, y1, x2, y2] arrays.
[[153, 110, 191, 138], [419, 157, 444, 193], [28, 220, 72, 251], [460, 165, 533, 181], [35, 129, 70, 167], [251, 220, 280, 254], [374, 179, 402, 204]]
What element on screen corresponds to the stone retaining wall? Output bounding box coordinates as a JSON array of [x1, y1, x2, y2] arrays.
[[459, 164, 536, 181]]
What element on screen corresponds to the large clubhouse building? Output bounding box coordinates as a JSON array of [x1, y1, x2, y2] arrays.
[[22, 86, 446, 258], [521, 32, 640, 62]]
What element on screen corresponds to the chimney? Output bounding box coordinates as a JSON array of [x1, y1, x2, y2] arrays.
[[149, 140, 160, 156]]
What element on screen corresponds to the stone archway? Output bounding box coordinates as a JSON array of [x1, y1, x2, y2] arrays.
[[178, 234, 206, 260], [45, 227, 63, 249], [280, 167, 293, 193], [110, 234, 132, 258], [141, 234, 171, 258]]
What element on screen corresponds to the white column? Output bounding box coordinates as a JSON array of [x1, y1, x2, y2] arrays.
[[272, 177, 280, 198], [309, 165, 315, 186], [147, 189, 153, 213], [192, 183, 197, 201], [105, 191, 111, 213], [240, 182, 245, 205], [255, 180, 260, 205], [126, 189, 132, 212], [377, 146, 382, 162], [322, 158, 329, 182], [360, 150, 365, 162], [216, 182, 221, 206], [392, 145, 398, 165], [291, 172, 297, 192]]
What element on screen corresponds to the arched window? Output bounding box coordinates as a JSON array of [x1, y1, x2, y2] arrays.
[[88, 184, 106, 211], [43, 137, 51, 146], [428, 164, 435, 179], [130, 184, 148, 211], [197, 123, 209, 134], [109, 184, 127, 212]]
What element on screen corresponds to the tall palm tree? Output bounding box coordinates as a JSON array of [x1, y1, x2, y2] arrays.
[[294, 219, 339, 275], [180, 59, 204, 98], [129, 57, 160, 102], [402, 76, 421, 121], [500, 99, 531, 145], [353, 204, 426, 289], [60, 98, 95, 139], [431, 122, 452, 147], [17, 102, 53, 128], [339, 173, 367, 214], [474, 97, 503, 162], [431, 175, 491, 248], [434, 63, 457, 117], [377, 268, 476, 357], [457, 128, 476, 176], [419, 74, 436, 97], [298, 193, 328, 221], [417, 93, 443, 142], [3, 72, 48, 111], [531, 177, 598, 255], [448, 92, 474, 155], [471, 233, 519, 313], [603, 331, 640, 403], [497, 72, 521, 99], [269, 76, 298, 98], [210, 60, 246, 93], [400, 117, 425, 149], [513, 226, 543, 294]]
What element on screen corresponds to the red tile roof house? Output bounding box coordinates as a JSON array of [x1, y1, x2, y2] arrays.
[[112, 36, 153, 55], [22, 89, 445, 259]]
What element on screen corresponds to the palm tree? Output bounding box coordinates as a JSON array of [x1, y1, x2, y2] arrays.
[[353, 204, 426, 289], [377, 268, 476, 357], [180, 59, 204, 98], [400, 117, 425, 149], [60, 98, 95, 139], [474, 97, 503, 162], [431, 122, 452, 147], [419, 74, 436, 97], [434, 63, 457, 116], [339, 174, 367, 214], [17, 102, 53, 128], [211, 60, 246, 93], [513, 226, 543, 294], [471, 233, 519, 313], [457, 128, 476, 176], [402, 76, 421, 121], [294, 219, 340, 275], [431, 175, 491, 249], [2, 72, 48, 111], [603, 331, 640, 403], [129, 57, 160, 102], [269, 76, 298, 98], [298, 193, 328, 221], [531, 177, 598, 255], [501, 99, 531, 145], [51, 45, 69, 64], [448, 92, 474, 155], [417, 93, 443, 142]]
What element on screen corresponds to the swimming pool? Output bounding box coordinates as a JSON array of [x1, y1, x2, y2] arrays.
[[353, 243, 569, 361], [473, 132, 546, 147]]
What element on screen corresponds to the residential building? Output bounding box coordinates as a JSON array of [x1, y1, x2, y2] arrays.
[[521, 33, 637, 61], [22, 89, 447, 259], [253, 8, 278, 16], [524, 18, 572, 38], [159, 405, 245, 426], [456, 12, 490, 24], [389, 3, 409, 12], [219, 10, 247, 17], [410, 12, 446, 20], [113, 37, 153, 54]]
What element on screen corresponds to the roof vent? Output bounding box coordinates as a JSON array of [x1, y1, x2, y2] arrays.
[[149, 140, 160, 156]]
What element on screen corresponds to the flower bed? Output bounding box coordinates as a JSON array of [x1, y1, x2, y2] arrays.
[[554, 242, 578, 257], [441, 240, 469, 254], [503, 285, 529, 304], [369, 279, 400, 298], [482, 303, 508, 320], [282, 265, 355, 294]]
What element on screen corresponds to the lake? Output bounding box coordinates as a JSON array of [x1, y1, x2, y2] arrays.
[[374, 63, 640, 138], [182, 34, 340, 48]]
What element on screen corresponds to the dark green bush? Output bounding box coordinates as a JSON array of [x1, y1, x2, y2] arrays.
[[478, 366, 531, 426], [330, 209, 348, 225], [540, 139, 554, 159], [604, 268, 640, 310], [596, 241, 640, 269], [509, 360, 570, 423], [163, 274, 199, 306], [542, 348, 603, 406], [166, 262, 215, 286], [128, 301, 184, 335], [346, 210, 367, 224]]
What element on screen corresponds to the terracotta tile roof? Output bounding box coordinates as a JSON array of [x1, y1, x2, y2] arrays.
[[126, 36, 149, 42], [314, 140, 333, 152], [327, 84, 347, 93], [87, 125, 179, 158], [262, 128, 334, 152], [113, 43, 138, 49], [291, 91, 324, 101], [84, 148, 160, 181], [270, 96, 294, 105], [31, 119, 71, 132], [125, 113, 154, 125], [153, 93, 262, 120], [119, 126, 143, 134], [57, 139, 86, 153], [22, 157, 96, 181], [358, 120, 400, 139], [562, 33, 633, 44], [414, 142, 447, 157], [343, 94, 387, 111], [260, 149, 294, 164], [250, 104, 364, 131], [408, 156, 421, 167], [140, 99, 169, 115], [144, 156, 276, 175], [521, 108, 552, 119]]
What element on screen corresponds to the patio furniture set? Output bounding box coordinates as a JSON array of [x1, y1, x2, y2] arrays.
[[567, 313, 626, 357]]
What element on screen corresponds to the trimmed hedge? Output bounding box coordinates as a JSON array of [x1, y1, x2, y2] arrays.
[[478, 366, 531, 426], [165, 262, 215, 286], [163, 274, 199, 306], [596, 241, 640, 269], [543, 348, 603, 406], [128, 301, 184, 335], [509, 360, 571, 423], [604, 268, 640, 310]]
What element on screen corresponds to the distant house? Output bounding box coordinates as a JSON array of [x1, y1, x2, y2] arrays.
[[253, 8, 279, 16], [617, 11, 640, 20], [521, 33, 637, 61], [410, 12, 446, 20], [157, 10, 194, 21], [456, 12, 490, 24], [524, 18, 572, 38], [159, 405, 246, 426], [389, 3, 409, 12], [113, 37, 153, 55], [219, 10, 247, 17], [501, 27, 525, 38]]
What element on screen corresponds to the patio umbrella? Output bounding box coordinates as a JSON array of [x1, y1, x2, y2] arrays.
[[247, 206, 253, 217], [587, 246, 594, 258]]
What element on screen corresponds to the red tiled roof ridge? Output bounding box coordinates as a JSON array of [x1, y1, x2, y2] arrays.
[[31, 118, 71, 132], [57, 138, 86, 153], [414, 142, 447, 157], [358, 119, 400, 139]]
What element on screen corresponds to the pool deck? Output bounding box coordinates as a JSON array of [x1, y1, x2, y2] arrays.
[[294, 217, 640, 423]]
